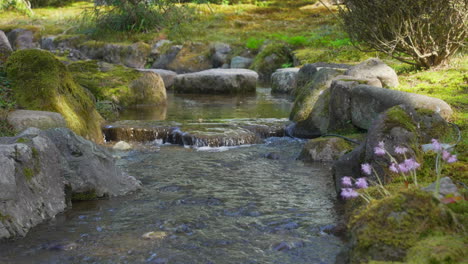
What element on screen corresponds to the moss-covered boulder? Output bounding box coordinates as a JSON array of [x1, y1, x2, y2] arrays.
[[68, 60, 166, 107], [167, 42, 213, 73], [298, 137, 356, 162], [348, 190, 463, 263], [5, 49, 104, 143], [250, 42, 294, 83]]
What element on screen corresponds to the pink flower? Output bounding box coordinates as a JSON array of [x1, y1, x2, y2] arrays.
[[447, 155, 457, 163], [403, 158, 420, 171], [389, 163, 399, 173], [442, 150, 451, 161], [374, 146, 385, 156], [398, 163, 409, 173], [341, 176, 353, 187], [355, 178, 368, 189], [395, 146, 408, 154], [431, 139, 442, 151], [378, 141, 385, 148], [341, 188, 359, 199], [361, 163, 372, 175]]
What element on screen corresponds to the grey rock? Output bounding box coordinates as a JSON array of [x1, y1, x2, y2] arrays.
[[150, 39, 171, 57], [129, 72, 167, 105], [7, 29, 39, 50], [0, 154, 16, 201], [152, 45, 182, 69], [230, 56, 253, 69], [296, 64, 318, 90], [137, 68, 177, 88], [113, 141, 132, 150], [332, 144, 365, 195], [271, 68, 300, 94], [41, 36, 56, 50], [212, 42, 231, 68], [422, 177, 460, 198], [101, 42, 150, 68], [299, 137, 354, 162], [0, 30, 12, 63], [174, 69, 258, 94], [7, 110, 67, 132], [345, 58, 399, 88], [309, 62, 351, 70]]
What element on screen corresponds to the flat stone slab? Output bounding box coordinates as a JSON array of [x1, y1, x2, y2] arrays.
[[7, 110, 67, 132], [173, 69, 258, 94], [138, 68, 177, 88]]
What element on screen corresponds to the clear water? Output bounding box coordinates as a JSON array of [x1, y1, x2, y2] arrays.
[[0, 89, 344, 264]]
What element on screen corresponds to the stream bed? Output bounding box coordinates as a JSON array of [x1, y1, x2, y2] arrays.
[[0, 89, 345, 264]]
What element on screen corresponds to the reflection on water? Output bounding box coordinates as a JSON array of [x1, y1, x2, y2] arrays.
[[0, 138, 344, 264], [119, 88, 293, 121]]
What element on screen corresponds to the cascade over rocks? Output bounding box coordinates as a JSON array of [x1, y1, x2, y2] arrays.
[[0, 127, 140, 239], [174, 69, 258, 94]]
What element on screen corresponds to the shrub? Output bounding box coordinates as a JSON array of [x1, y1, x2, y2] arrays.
[[0, 0, 33, 15], [340, 0, 468, 68]]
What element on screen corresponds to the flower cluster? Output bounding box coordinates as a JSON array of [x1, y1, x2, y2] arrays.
[[340, 176, 369, 200], [431, 139, 457, 196]]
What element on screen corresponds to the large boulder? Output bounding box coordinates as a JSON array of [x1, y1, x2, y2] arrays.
[[250, 43, 294, 83], [6, 29, 40, 50], [271, 67, 300, 94], [138, 68, 177, 88], [5, 49, 104, 143], [0, 30, 12, 64], [298, 137, 356, 162], [0, 127, 141, 239], [289, 68, 341, 138], [7, 110, 67, 132], [166, 42, 213, 73], [330, 83, 453, 129], [345, 58, 399, 88], [68, 60, 166, 107], [174, 69, 258, 94], [230, 56, 253, 69], [128, 72, 167, 105], [296, 64, 318, 91]]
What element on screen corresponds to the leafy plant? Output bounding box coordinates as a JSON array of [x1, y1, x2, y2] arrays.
[[0, 0, 33, 16], [245, 37, 265, 50]]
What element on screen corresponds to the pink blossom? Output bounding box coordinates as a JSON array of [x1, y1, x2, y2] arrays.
[[442, 150, 451, 161], [341, 188, 359, 199], [431, 139, 442, 151], [361, 163, 372, 175], [447, 155, 457, 163], [389, 163, 399, 173], [398, 163, 410, 173], [395, 146, 408, 154], [374, 146, 385, 156], [399, 159, 420, 172], [378, 141, 385, 148], [341, 176, 353, 187], [355, 178, 368, 189]]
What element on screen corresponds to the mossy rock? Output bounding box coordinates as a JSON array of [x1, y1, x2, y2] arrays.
[[5, 49, 104, 143], [348, 189, 462, 264], [250, 42, 294, 83], [167, 42, 213, 73], [405, 235, 468, 264], [68, 60, 166, 108], [299, 136, 355, 161]]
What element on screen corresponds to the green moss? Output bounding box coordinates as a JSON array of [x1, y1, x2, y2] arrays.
[[71, 190, 98, 201], [15, 137, 30, 143], [250, 42, 293, 82], [384, 106, 417, 133], [349, 189, 461, 263], [405, 236, 467, 264], [5, 49, 104, 143], [23, 167, 34, 181]]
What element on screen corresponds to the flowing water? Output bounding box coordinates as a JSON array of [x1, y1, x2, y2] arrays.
[[0, 89, 344, 264]]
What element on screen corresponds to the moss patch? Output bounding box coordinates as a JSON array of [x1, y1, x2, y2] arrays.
[[405, 235, 467, 264], [23, 167, 34, 181], [71, 190, 98, 201], [5, 49, 104, 143], [250, 42, 293, 82]]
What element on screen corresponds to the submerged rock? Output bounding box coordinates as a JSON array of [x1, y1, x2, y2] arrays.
[[174, 69, 258, 94], [5, 49, 104, 143], [113, 141, 132, 150]]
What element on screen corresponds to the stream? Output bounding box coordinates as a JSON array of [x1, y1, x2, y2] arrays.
[[0, 88, 345, 264]]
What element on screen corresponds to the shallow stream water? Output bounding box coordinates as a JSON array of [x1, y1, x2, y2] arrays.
[[0, 89, 344, 264]]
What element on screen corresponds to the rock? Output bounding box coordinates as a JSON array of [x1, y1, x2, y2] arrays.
[[296, 64, 318, 90], [0, 30, 12, 64], [137, 68, 177, 88], [250, 43, 294, 83], [309, 62, 351, 70], [174, 69, 258, 94], [150, 39, 172, 58], [166, 42, 213, 73], [265, 152, 281, 160], [40, 36, 56, 50], [0, 127, 140, 239], [96, 100, 120, 121], [345, 58, 399, 88], [142, 231, 167, 240], [422, 177, 460, 198], [290, 68, 341, 138], [113, 141, 132, 150], [349, 85, 452, 130], [7, 29, 40, 50], [129, 72, 167, 105], [7, 110, 67, 132], [332, 144, 365, 194], [152, 44, 182, 69], [230, 56, 253, 69], [103, 42, 151, 68], [43, 128, 141, 198], [271, 67, 300, 94], [299, 137, 355, 162], [5, 49, 104, 143], [212, 42, 231, 68]]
